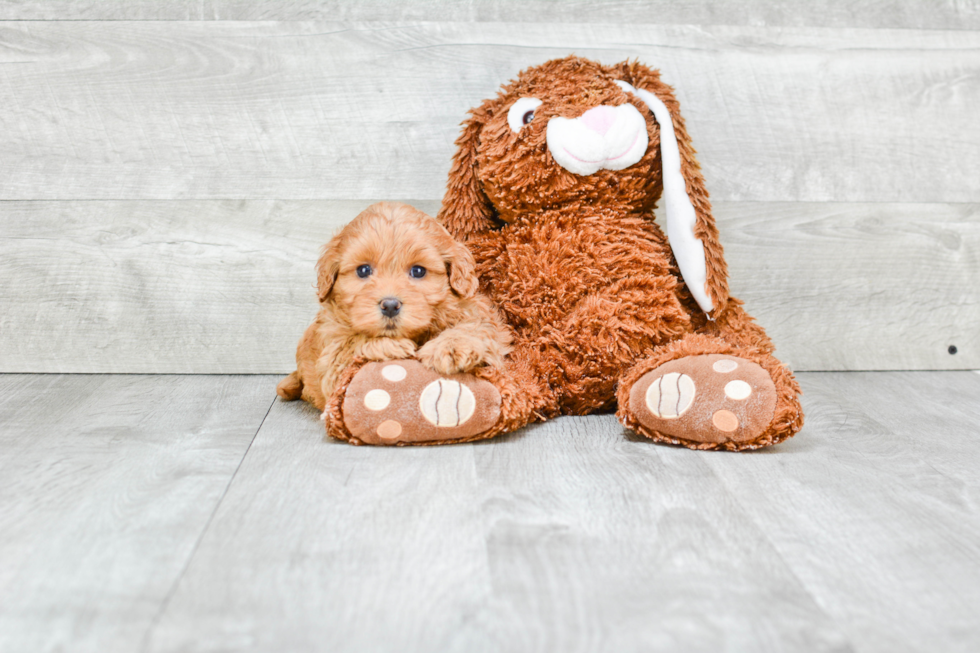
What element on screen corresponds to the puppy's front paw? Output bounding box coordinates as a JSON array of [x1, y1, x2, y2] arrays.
[[417, 335, 484, 375], [359, 338, 417, 361]]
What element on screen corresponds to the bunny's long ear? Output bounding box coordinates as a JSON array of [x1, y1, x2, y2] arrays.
[[436, 102, 498, 242], [607, 61, 729, 316]]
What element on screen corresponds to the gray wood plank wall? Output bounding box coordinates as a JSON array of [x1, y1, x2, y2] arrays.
[[0, 8, 976, 373], [2, 22, 977, 202], [2, 1, 980, 30], [1, 200, 975, 373]]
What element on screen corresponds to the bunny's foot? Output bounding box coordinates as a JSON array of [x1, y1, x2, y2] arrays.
[[620, 354, 793, 451], [329, 360, 502, 445]]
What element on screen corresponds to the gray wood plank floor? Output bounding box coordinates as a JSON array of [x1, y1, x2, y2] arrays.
[[2, 371, 979, 652], [0, 374, 277, 653]]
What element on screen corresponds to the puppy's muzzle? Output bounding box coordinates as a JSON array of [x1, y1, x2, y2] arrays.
[[380, 298, 402, 318]]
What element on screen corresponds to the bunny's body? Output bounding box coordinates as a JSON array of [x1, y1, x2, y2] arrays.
[[326, 57, 804, 450], [468, 208, 685, 414]]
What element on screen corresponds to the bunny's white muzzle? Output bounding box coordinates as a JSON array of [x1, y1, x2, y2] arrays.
[[546, 103, 648, 176]]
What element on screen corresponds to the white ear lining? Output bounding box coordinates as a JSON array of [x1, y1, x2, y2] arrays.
[[615, 80, 714, 314]]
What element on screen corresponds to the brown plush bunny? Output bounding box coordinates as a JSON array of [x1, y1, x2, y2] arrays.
[[326, 56, 803, 451]]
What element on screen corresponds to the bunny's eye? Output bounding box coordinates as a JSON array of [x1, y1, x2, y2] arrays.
[[507, 97, 543, 133]]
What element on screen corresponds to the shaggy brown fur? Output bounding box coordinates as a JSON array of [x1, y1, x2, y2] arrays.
[[277, 202, 511, 411], [327, 57, 803, 450]]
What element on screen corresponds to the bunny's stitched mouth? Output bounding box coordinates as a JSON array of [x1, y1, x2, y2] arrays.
[[561, 130, 642, 165]]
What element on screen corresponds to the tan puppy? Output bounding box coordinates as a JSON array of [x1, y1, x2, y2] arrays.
[[277, 202, 511, 414]]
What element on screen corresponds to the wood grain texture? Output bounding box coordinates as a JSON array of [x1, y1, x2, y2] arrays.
[[0, 374, 277, 653], [0, 199, 434, 374], [1, 200, 975, 373], [2, 1, 980, 30], [202, 0, 980, 29], [146, 397, 499, 653], [142, 371, 980, 651], [703, 370, 980, 653], [463, 417, 848, 652], [3, 372, 980, 650], [0, 21, 978, 202], [0, 1, 206, 20], [144, 393, 849, 653], [713, 201, 980, 372]]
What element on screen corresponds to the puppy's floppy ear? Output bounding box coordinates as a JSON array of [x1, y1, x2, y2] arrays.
[[607, 60, 730, 316], [315, 237, 343, 302], [445, 239, 480, 299], [437, 102, 498, 242]]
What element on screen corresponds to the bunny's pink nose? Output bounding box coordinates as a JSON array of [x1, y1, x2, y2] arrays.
[[579, 105, 618, 136]]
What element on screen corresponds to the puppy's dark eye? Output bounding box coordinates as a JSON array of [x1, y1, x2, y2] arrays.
[[522, 110, 534, 124], [410, 265, 427, 279], [356, 264, 372, 278]]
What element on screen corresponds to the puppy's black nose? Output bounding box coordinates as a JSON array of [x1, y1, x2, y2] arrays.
[[380, 298, 402, 318]]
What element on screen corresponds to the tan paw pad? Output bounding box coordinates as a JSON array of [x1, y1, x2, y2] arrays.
[[724, 380, 752, 400], [363, 388, 391, 410], [376, 420, 403, 441], [644, 372, 696, 419], [713, 359, 739, 373], [712, 410, 739, 432], [419, 379, 476, 427], [381, 364, 407, 382]]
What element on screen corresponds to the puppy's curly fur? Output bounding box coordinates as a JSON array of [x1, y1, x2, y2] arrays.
[[277, 202, 512, 411]]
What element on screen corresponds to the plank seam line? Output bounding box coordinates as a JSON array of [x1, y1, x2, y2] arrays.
[[702, 458, 856, 646], [137, 394, 276, 652]]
